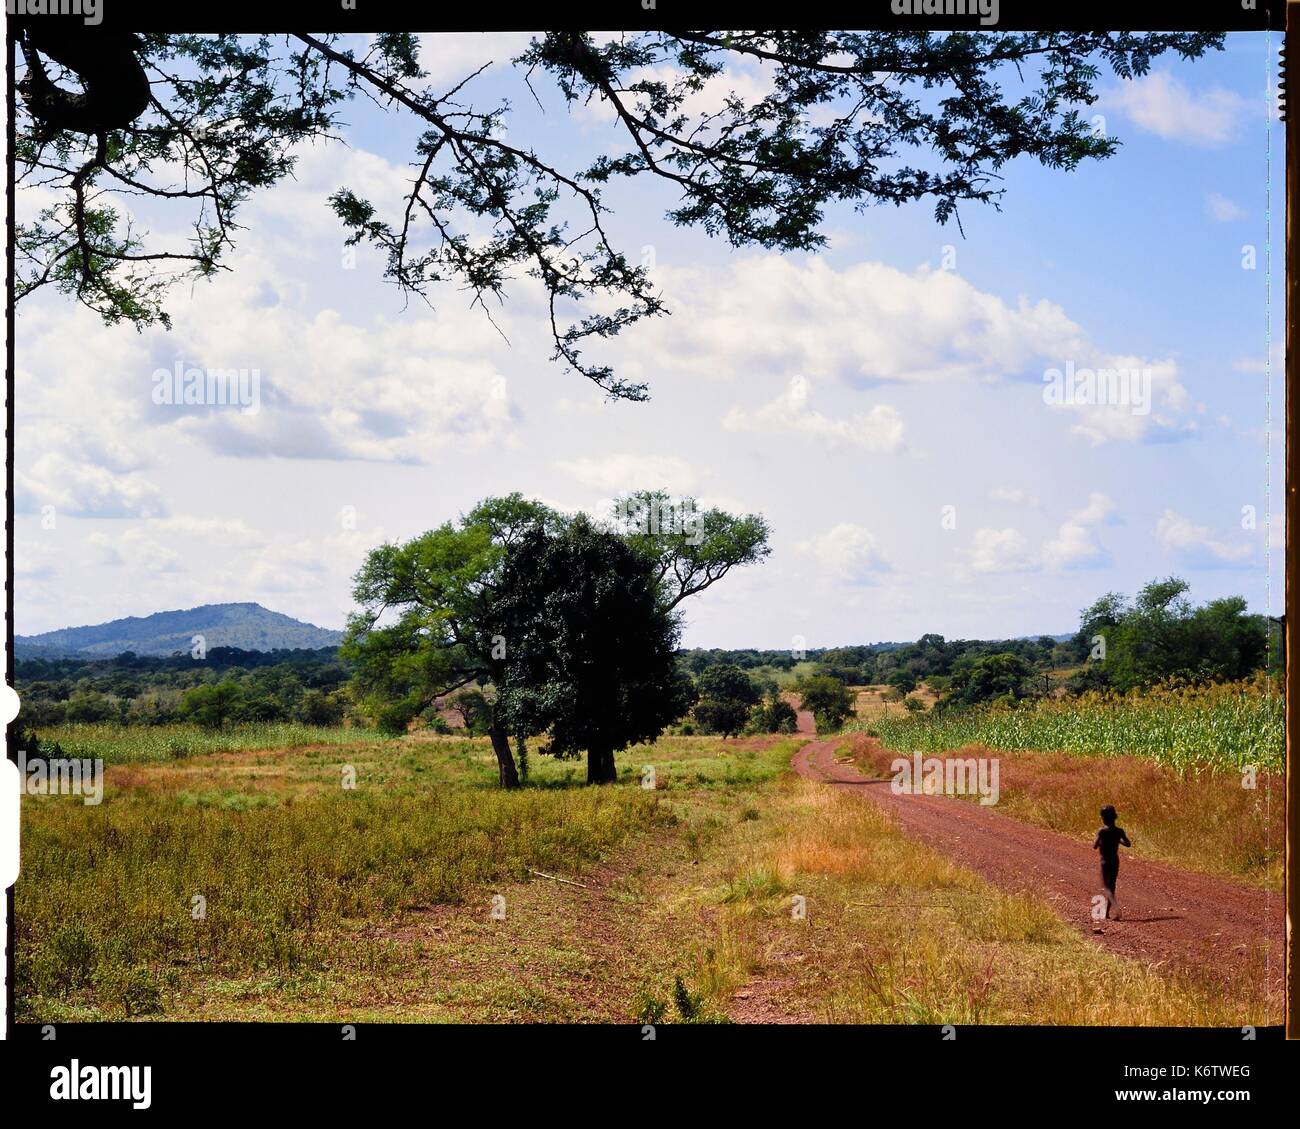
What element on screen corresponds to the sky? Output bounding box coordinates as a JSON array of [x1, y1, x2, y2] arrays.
[[11, 31, 1286, 650]]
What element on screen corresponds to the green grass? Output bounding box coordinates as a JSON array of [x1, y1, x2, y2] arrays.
[[863, 680, 1283, 771], [35, 722, 387, 764], [15, 730, 799, 1021]]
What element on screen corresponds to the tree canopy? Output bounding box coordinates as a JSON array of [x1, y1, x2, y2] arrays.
[[693, 664, 762, 737], [1073, 577, 1268, 693], [796, 673, 856, 732], [15, 27, 1222, 396], [491, 517, 696, 783], [340, 494, 559, 785]]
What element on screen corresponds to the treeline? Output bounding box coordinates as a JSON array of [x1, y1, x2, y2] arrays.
[[17, 576, 1273, 731], [680, 633, 1076, 689], [683, 577, 1275, 719], [15, 647, 350, 727]]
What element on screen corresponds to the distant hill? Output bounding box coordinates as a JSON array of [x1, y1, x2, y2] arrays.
[[15, 603, 344, 658]]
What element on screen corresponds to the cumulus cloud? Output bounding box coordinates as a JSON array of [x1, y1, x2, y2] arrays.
[[967, 493, 1118, 575], [1041, 492, 1117, 570], [639, 257, 1084, 387], [723, 379, 904, 453], [1155, 509, 1253, 567], [1042, 354, 1191, 446], [17, 453, 167, 520], [967, 527, 1037, 574], [1107, 72, 1251, 146], [799, 523, 892, 583]]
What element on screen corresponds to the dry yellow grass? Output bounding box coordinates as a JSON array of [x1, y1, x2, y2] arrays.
[[689, 776, 1277, 1026], [850, 683, 939, 722]]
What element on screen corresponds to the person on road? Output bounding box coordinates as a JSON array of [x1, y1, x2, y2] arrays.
[[1093, 805, 1131, 920]]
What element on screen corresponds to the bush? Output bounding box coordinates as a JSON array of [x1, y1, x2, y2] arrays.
[[749, 692, 797, 734], [796, 674, 855, 732]]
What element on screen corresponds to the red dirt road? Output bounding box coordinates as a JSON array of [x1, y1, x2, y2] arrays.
[[792, 736, 1285, 1000]]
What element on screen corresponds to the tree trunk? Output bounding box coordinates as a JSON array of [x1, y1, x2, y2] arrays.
[[586, 745, 617, 785], [488, 724, 521, 789]]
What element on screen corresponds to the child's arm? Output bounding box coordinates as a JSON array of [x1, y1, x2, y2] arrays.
[[1120, 830, 1131, 848], [1092, 831, 1101, 850]]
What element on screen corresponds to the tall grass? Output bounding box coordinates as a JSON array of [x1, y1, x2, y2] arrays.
[[863, 679, 1282, 771], [17, 784, 665, 1018], [36, 722, 385, 764]]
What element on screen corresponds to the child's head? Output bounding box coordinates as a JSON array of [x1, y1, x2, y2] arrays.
[[1100, 805, 1117, 826]]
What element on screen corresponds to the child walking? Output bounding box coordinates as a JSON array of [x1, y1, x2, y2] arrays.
[[1093, 805, 1131, 920]]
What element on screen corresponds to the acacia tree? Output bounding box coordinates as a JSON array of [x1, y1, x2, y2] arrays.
[[341, 494, 561, 787], [613, 491, 771, 610], [14, 26, 1221, 396]]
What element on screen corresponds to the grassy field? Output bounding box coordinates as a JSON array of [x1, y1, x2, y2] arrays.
[[863, 678, 1283, 772], [32, 722, 375, 765], [850, 683, 940, 722], [16, 723, 1278, 1024]]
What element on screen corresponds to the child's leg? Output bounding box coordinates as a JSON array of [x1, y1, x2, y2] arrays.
[[1103, 862, 1120, 919], [1101, 862, 1119, 918]]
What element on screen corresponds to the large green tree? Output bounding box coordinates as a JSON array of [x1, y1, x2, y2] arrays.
[[491, 517, 696, 784], [796, 673, 856, 732], [14, 26, 1221, 396], [343, 492, 769, 786], [341, 494, 560, 787]]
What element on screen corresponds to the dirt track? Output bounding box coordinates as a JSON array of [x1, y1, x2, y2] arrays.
[[790, 733, 1285, 1000]]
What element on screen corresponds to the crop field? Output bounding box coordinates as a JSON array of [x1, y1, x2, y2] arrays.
[[863, 678, 1283, 772]]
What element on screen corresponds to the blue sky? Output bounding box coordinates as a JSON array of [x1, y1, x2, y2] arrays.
[[13, 32, 1285, 648]]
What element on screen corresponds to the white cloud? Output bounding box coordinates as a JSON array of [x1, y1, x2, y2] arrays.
[[723, 380, 904, 453], [636, 257, 1084, 387], [1108, 72, 1250, 146], [1041, 492, 1116, 570], [799, 523, 891, 583], [1155, 509, 1253, 566], [989, 486, 1040, 508], [87, 529, 183, 574], [17, 453, 167, 520], [1044, 354, 1192, 446], [554, 453, 702, 494], [967, 528, 1037, 574], [1207, 192, 1246, 222], [410, 32, 536, 89]]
